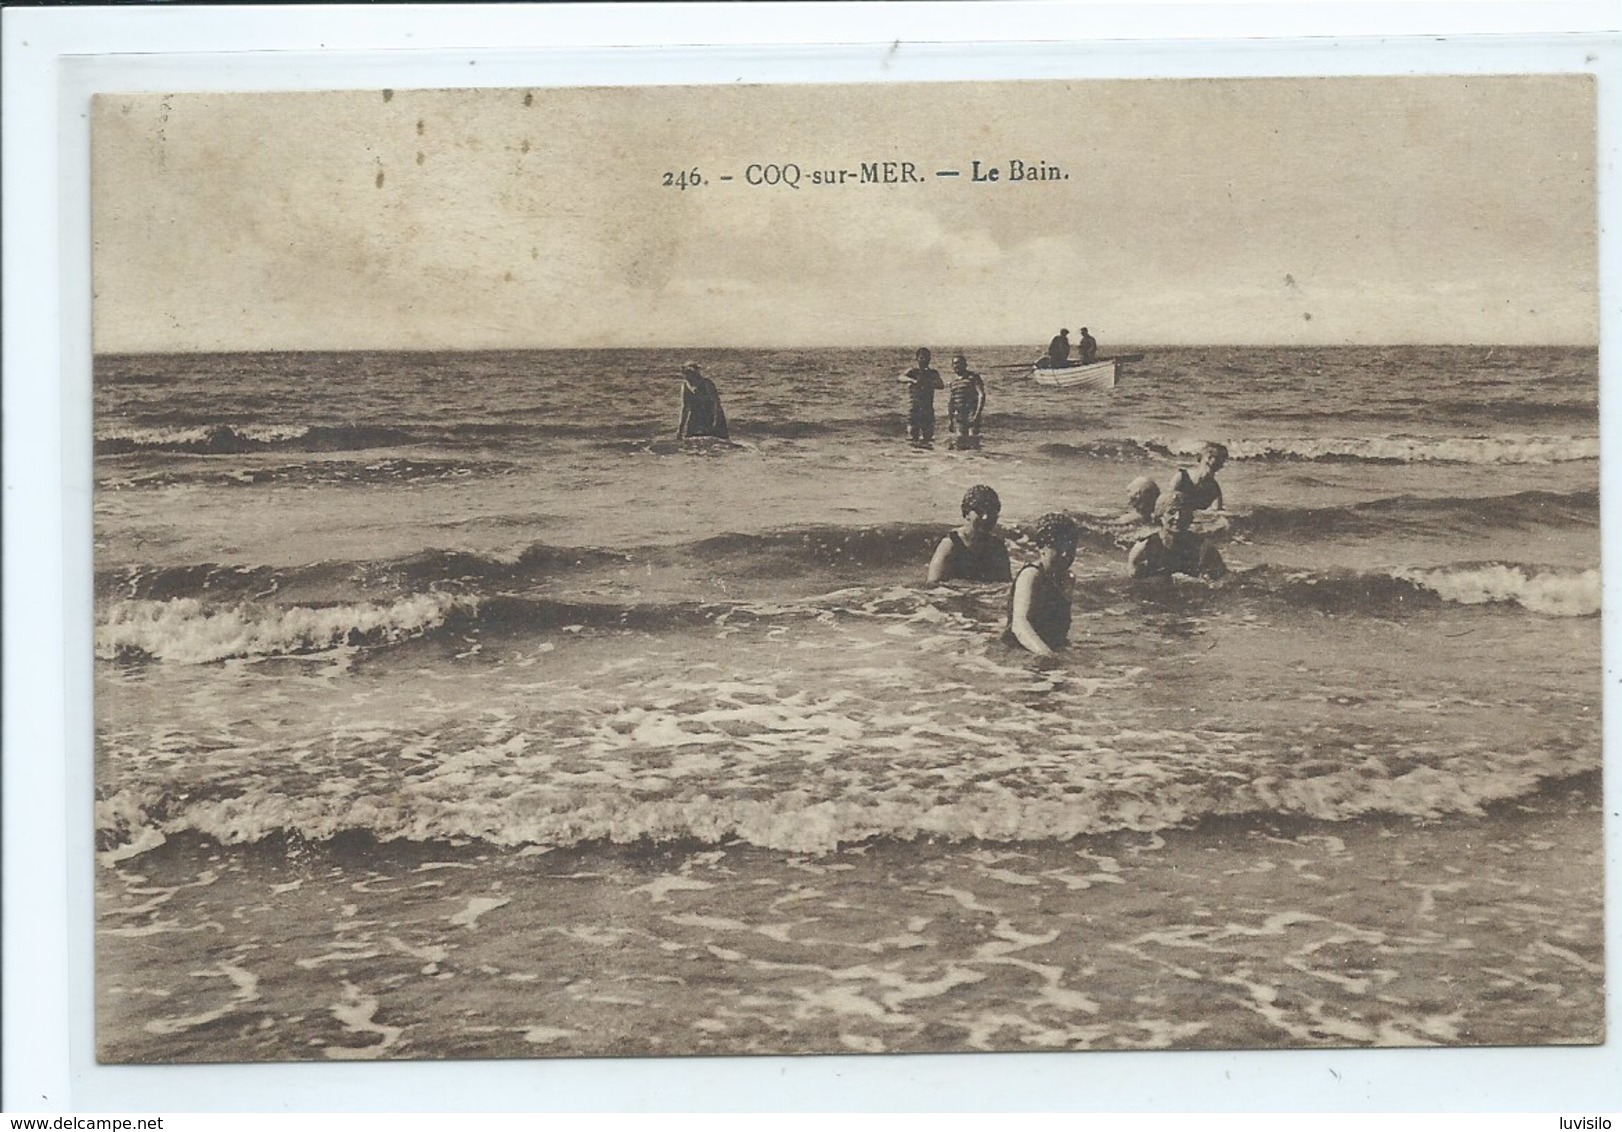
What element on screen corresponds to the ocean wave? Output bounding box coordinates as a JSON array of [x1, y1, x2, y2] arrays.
[[94, 417, 852, 458], [690, 523, 951, 572], [93, 592, 856, 664], [1040, 434, 1597, 466], [99, 371, 178, 386], [97, 593, 468, 663], [1258, 398, 1597, 429], [95, 543, 636, 603], [95, 490, 1597, 616], [1431, 398, 1599, 427], [93, 412, 1598, 467], [1248, 563, 1599, 619], [1391, 564, 1601, 618], [96, 556, 1595, 667], [1217, 434, 1597, 465], [95, 424, 419, 456], [1037, 439, 1167, 462], [97, 457, 517, 491], [94, 761, 1595, 860], [93, 583, 1004, 664], [99, 563, 301, 603], [94, 526, 947, 604], [92, 414, 822, 443], [1236, 489, 1597, 540]]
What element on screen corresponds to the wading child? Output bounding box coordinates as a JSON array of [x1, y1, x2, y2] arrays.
[[1004, 512, 1082, 656]]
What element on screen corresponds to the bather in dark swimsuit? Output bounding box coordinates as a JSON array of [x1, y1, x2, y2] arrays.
[[1002, 563, 1071, 651], [939, 529, 1012, 583]]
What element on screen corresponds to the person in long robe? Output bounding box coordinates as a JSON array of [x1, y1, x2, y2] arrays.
[[676, 361, 728, 440]]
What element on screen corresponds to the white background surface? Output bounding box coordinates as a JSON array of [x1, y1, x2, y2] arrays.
[[4, 2, 1619, 1115]]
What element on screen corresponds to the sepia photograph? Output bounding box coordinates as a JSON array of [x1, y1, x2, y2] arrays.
[[89, 73, 1602, 1065]]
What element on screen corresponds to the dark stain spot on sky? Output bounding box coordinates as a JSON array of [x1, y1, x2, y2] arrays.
[[504, 271, 515, 284], [1303, 312, 1313, 321], [521, 139, 531, 155], [417, 119, 425, 136], [1284, 274, 1298, 288], [524, 92, 533, 107], [376, 171, 385, 189], [382, 89, 394, 103]]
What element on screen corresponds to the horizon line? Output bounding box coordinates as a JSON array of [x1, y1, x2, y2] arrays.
[[91, 340, 1603, 358]]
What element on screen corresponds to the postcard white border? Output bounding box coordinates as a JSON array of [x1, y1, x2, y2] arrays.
[[5, 2, 1620, 1115]]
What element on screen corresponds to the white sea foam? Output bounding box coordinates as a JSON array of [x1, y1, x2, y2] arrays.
[[237, 424, 313, 443], [98, 828, 168, 867], [97, 423, 312, 446], [94, 699, 1593, 858], [99, 425, 214, 447], [95, 783, 1121, 856], [1159, 434, 1598, 465], [92, 596, 1597, 860], [1394, 564, 1600, 617], [325, 982, 405, 1060], [97, 592, 467, 663], [449, 895, 511, 930], [141, 961, 261, 1036]]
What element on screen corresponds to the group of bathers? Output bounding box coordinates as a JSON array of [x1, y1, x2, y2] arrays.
[[929, 442, 1230, 655]]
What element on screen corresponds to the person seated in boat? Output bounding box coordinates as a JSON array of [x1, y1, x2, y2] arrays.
[[1124, 475, 1161, 524], [1127, 490, 1227, 580], [946, 352, 988, 447], [676, 361, 729, 440], [1003, 511, 1082, 656], [1077, 327, 1099, 365], [1170, 442, 1228, 511], [1044, 329, 1073, 368], [898, 347, 945, 442], [928, 483, 1012, 584]]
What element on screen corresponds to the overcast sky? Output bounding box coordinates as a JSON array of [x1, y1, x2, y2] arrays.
[[92, 75, 1597, 351]]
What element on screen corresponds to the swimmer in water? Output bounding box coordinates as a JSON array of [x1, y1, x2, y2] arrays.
[[898, 347, 945, 442], [1170, 442, 1227, 512], [928, 484, 1012, 584], [1004, 512, 1082, 656], [1127, 490, 1227, 580], [1124, 475, 1161, 524], [946, 352, 987, 449]]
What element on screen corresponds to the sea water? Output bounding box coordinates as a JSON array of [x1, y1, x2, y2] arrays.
[[92, 345, 1604, 1060]]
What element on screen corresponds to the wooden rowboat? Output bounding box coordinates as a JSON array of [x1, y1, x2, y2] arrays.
[[1028, 353, 1144, 390], [1031, 358, 1119, 390]]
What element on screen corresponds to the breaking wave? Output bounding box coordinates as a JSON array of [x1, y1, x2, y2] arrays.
[[1041, 434, 1597, 466], [1391, 563, 1601, 618], [96, 557, 1598, 666], [95, 424, 419, 455], [97, 593, 468, 664]]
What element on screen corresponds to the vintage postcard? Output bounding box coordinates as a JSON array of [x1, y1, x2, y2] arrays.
[[91, 75, 1601, 1063]]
